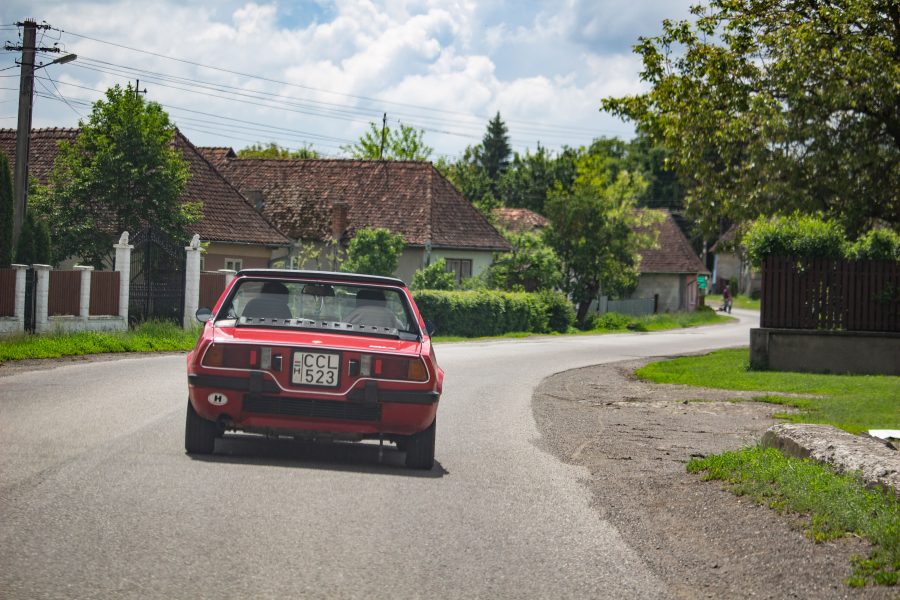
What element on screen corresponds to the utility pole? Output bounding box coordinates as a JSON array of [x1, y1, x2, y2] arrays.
[[5, 19, 61, 251], [379, 112, 387, 160]]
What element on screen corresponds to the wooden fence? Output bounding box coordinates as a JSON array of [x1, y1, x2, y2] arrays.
[[0, 269, 15, 317], [48, 271, 82, 316], [761, 256, 900, 332], [199, 271, 227, 311], [89, 271, 120, 316]]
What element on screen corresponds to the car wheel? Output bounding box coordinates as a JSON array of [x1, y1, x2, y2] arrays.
[[185, 399, 216, 454], [404, 418, 436, 470]]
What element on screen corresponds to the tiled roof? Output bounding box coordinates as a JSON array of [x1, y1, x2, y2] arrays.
[[709, 223, 739, 253], [637, 210, 709, 274], [492, 207, 549, 232], [0, 128, 290, 246], [215, 158, 511, 251], [197, 146, 236, 168], [0, 127, 77, 182]]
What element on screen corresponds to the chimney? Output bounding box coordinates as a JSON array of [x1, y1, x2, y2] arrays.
[[332, 202, 348, 242]]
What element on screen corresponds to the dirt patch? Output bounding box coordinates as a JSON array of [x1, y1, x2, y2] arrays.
[[533, 358, 894, 600]]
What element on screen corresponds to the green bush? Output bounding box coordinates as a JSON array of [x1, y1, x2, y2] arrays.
[[410, 258, 456, 290], [538, 289, 576, 333], [583, 311, 633, 331], [412, 289, 575, 337], [745, 215, 848, 266], [849, 229, 900, 261]]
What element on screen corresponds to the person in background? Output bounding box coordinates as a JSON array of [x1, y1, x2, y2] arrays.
[[722, 284, 733, 314]]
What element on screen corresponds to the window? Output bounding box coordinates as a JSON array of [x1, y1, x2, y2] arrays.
[[199, 255, 206, 271], [445, 258, 472, 284], [224, 258, 243, 272]]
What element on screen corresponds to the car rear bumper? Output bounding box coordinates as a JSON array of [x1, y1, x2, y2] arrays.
[[188, 374, 438, 436]]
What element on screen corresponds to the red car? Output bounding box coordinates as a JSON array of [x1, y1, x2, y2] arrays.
[[185, 270, 443, 469]]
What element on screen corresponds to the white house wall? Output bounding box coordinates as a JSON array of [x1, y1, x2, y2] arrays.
[[631, 273, 684, 312]]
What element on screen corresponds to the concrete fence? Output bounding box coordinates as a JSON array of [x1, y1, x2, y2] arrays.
[[0, 233, 237, 336]]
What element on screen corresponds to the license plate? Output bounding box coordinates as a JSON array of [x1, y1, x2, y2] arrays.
[[292, 351, 340, 387]]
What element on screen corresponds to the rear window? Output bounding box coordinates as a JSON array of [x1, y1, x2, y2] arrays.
[[217, 278, 416, 334]]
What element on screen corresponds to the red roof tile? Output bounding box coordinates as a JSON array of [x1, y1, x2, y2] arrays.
[[492, 207, 550, 233], [0, 128, 290, 246], [215, 158, 510, 251], [637, 210, 709, 274]]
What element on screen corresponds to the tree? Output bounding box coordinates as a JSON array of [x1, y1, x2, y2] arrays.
[[0, 151, 12, 267], [343, 121, 433, 161], [487, 230, 562, 292], [340, 227, 406, 276], [435, 146, 497, 218], [237, 142, 319, 159], [411, 258, 457, 290], [624, 132, 684, 211], [481, 112, 511, 183], [498, 144, 578, 215], [602, 0, 900, 238], [33, 84, 195, 267], [545, 149, 654, 323], [14, 209, 51, 265]]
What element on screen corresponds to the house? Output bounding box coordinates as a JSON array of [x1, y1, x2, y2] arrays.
[[493, 207, 549, 233], [492, 206, 708, 312], [710, 224, 761, 296], [0, 128, 291, 269], [630, 210, 710, 312], [203, 152, 511, 284]]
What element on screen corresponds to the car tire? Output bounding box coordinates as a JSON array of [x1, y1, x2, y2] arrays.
[[185, 399, 216, 454], [404, 418, 436, 470]]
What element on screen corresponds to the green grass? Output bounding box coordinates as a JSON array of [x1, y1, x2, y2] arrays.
[[0, 320, 200, 362], [704, 293, 760, 310], [636, 348, 899, 434], [688, 447, 899, 587], [433, 308, 733, 343]]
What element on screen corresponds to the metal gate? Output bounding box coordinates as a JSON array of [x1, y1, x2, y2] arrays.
[[23, 267, 37, 332], [129, 228, 185, 323]]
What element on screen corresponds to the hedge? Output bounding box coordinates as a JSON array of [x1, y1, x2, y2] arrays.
[[412, 289, 575, 337]]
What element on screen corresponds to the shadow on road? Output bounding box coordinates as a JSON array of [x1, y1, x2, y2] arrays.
[[186, 434, 448, 478]]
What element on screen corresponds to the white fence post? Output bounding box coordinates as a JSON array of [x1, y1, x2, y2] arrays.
[[183, 235, 202, 329], [218, 269, 236, 288], [33, 264, 52, 334], [12, 264, 27, 333], [74, 265, 94, 321], [114, 232, 133, 321]]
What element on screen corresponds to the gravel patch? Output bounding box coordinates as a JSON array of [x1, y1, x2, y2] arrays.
[[533, 357, 896, 599]]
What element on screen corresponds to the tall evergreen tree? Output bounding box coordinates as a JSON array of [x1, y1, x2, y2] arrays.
[[0, 151, 12, 267], [480, 112, 511, 184]]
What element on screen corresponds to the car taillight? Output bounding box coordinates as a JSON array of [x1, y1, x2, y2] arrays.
[[357, 354, 428, 382], [202, 344, 262, 369]]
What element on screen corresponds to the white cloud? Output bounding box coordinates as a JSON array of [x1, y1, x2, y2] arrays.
[[0, 0, 673, 157]]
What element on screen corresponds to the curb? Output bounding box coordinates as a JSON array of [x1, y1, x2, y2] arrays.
[[761, 423, 900, 498]]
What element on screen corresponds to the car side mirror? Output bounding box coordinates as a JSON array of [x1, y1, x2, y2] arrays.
[[195, 307, 213, 323], [424, 320, 436, 336]]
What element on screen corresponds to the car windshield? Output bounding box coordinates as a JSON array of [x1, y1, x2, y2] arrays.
[[217, 278, 417, 335]]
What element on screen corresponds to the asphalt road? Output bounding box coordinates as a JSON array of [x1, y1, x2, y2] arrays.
[[0, 311, 757, 599]]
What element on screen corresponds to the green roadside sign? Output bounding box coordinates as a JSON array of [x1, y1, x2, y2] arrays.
[[698, 275, 708, 290]]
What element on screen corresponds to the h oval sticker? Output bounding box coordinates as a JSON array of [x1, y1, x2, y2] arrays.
[[207, 392, 228, 406]]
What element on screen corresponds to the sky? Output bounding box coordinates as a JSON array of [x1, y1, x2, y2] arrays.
[[1, 1, 696, 160]]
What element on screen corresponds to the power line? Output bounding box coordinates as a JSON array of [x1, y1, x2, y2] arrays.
[[52, 27, 620, 139]]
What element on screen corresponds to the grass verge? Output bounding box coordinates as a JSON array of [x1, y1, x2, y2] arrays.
[[688, 446, 899, 587], [0, 320, 200, 362], [636, 348, 899, 434]]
